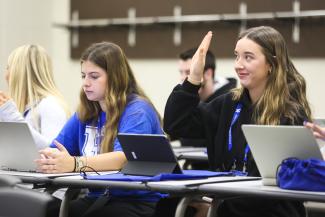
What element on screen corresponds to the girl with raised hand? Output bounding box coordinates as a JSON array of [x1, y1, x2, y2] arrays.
[[164, 26, 311, 217]]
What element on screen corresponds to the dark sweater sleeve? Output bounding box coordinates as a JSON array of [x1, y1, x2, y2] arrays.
[[163, 79, 206, 139]]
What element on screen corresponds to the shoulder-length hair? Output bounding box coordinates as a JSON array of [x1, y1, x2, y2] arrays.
[[7, 44, 70, 122], [232, 26, 311, 124], [78, 42, 160, 153]]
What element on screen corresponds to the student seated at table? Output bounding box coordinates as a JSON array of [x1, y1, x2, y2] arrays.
[[164, 26, 312, 217], [35, 42, 164, 217], [0, 44, 70, 149]]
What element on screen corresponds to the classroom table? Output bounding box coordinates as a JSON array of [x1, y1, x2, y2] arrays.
[[4, 172, 258, 217], [53, 175, 260, 217], [198, 180, 325, 202], [15, 173, 150, 217], [146, 176, 260, 217], [5, 173, 325, 217], [198, 180, 325, 217], [173, 146, 208, 169], [145, 176, 258, 194], [1, 171, 149, 217]]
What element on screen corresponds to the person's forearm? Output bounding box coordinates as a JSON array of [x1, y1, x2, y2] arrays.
[[188, 74, 202, 85], [164, 81, 203, 138], [80, 151, 127, 172]]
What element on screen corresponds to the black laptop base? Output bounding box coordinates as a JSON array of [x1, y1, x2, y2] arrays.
[[121, 161, 182, 176]]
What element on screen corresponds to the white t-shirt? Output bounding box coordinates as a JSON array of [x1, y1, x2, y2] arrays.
[[0, 96, 68, 149]]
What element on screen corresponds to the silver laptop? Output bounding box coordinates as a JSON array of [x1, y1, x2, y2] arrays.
[[0, 122, 39, 172], [241, 125, 323, 186]]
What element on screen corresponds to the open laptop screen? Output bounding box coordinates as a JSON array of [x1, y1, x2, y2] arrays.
[[0, 122, 39, 172], [241, 125, 323, 185], [117, 133, 182, 176]]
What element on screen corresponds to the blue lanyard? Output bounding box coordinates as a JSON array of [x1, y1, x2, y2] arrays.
[[228, 103, 250, 171], [228, 103, 243, 151], [243, 145, 250, 163]]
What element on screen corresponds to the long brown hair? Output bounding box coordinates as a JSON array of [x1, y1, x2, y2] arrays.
[[232, 26, 312, 124], [77, 42, 160, 153]]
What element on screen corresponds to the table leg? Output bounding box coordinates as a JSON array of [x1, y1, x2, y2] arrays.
[[59, 188, 80, 217]]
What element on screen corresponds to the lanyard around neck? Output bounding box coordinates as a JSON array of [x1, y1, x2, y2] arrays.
[[228, 103, 250, 170], [228, 103, 243, 151]]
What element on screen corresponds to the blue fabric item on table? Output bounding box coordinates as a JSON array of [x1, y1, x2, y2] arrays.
[[277, 158, 325, 191], [84, 170, 233, 181]]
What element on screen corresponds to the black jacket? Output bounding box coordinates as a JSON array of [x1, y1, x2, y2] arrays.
[[179, 77, 237, 148], [164, 79, 306, 217]]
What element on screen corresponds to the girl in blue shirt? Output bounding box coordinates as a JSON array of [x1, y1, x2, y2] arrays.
[[36, 42, 163, 217]]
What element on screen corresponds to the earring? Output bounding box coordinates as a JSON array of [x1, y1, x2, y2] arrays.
[[268, 68, 272, 75]]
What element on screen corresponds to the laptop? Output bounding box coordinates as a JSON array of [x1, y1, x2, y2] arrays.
[[117, 133, 182, 176], [242, 125, 324, 186], [0, 122, 39, 172]]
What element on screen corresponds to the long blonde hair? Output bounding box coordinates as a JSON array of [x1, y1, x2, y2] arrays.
[[232, 26, 312, 124], [7, 44, 70, 121], [77, 42, 160, 153]]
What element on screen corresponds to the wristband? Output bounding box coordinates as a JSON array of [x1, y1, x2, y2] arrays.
[[75, 156, 85, 172], [73, 156, 77, 172], [187, 76, 202, 85]]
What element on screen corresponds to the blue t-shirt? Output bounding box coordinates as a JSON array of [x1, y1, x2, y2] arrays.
[[51, 96, 164, 201]]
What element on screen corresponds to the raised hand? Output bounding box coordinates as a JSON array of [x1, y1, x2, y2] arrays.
[[35, 140, 75, 173], [188, 31, 213, 85]]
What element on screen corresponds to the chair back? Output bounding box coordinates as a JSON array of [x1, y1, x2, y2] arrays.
[[0, 175, 53, 217]]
